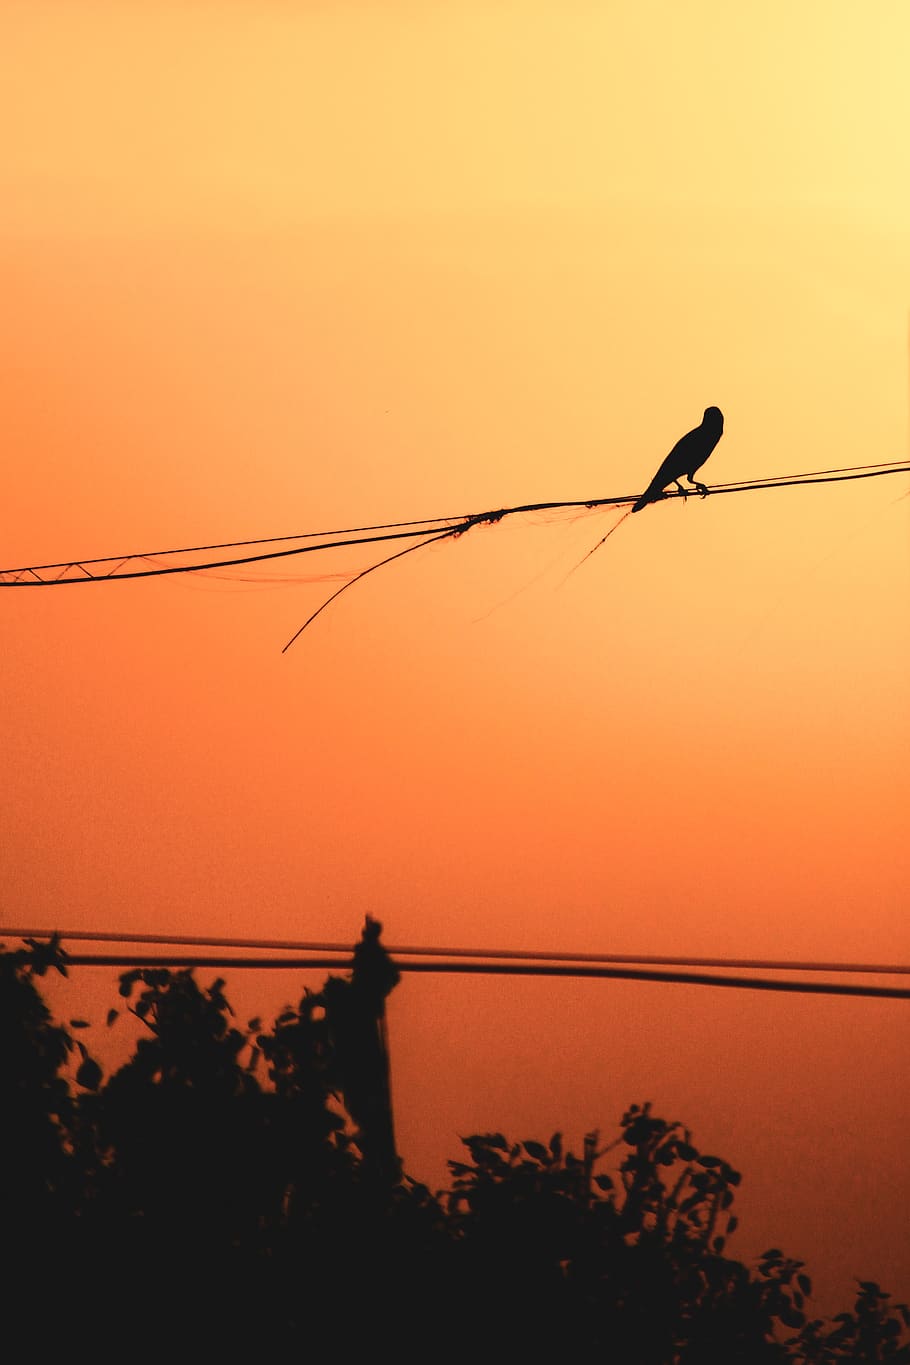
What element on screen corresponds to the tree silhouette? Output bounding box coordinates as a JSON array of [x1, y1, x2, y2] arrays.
[[2, 935, 907, 1360], [1, 935, 75, 1213]]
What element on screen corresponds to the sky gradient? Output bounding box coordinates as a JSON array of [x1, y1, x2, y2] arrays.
[[2, 0, 908, 1316]]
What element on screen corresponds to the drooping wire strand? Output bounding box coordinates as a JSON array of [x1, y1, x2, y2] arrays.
[[560, 507, 634, 582], [280, 526, 458, 652]]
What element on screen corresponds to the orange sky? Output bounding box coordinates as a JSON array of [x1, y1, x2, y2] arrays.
[[2, 0, 909, 1316]]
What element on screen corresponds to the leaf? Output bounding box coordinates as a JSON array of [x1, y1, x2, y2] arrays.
[[69, 1019, 90, 1029], [778, 1304, 805, 1330], [523, 1141, 548, 1162], [594, 1175, 614, 1191], [727, 1216, 738, 1235], [699, 1155, 722, 1167], [118, 970, 140, 997], [475, 1133, 508, 1151], [106, 1009, 119, 1027], [76, 1056, 102, 1091], [797, 1274, 812, 1297]]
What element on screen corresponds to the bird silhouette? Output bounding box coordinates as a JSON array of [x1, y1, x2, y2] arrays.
[[631, 406, 724, 513]]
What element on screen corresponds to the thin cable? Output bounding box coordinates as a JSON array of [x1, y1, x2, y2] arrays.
[[717, 458, 907, 485], [2, 460, 906, 587], [31, 952, 910, 998], [0, 524, 457, 586], [5, 458, 905, 579], [2, 927, 907, 976], [0, 514, 472, 577], [706, 465, 909, 494]]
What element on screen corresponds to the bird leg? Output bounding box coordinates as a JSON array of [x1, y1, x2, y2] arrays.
[[687, 479, 709, 498], [673, 480, 689, 501]]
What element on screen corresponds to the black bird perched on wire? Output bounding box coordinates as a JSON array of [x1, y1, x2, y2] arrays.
[[631, 406, 724, 512]]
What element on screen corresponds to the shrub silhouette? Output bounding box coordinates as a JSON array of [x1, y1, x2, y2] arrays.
[[446, 1116, 796, 1360], [2, 935, 908, 1360]]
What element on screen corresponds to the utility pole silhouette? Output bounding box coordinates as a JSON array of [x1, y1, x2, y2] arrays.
[[323, 917, 401, 1185]]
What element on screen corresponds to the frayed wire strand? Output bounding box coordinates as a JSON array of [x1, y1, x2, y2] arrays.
[[281, 508, 510, 652], [281, 526, 460, 653], [559, 507, 634, 584]]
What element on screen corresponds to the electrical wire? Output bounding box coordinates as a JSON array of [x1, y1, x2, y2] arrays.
[[0, 524, 450, 586], [2, 459, 906, 588], [0, 514, 472, 578], [2, 928, 908, 998], [10, 951, 908, 999], [2, 926, 907, 976]]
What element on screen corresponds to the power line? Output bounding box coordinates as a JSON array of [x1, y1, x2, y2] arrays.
[[14, 951, 909, 999], [3, 457, 905, 648], [2, 926, 908, 977], [2, 459, 906, 588], [3, 928, 908, 999], [0, 524, 450, 587]]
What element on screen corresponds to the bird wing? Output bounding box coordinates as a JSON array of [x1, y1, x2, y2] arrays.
[[670, 428, 708, 480], [647, 429, 699, 491]]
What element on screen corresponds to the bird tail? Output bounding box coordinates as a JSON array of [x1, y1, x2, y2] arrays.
[[631, 487, 658, 513]]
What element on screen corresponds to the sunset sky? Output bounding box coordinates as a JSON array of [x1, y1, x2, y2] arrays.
[[2, 0, 909, 1316]]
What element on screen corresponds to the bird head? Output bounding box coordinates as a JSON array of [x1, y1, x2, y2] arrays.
[[703, 406, 724, 428]]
